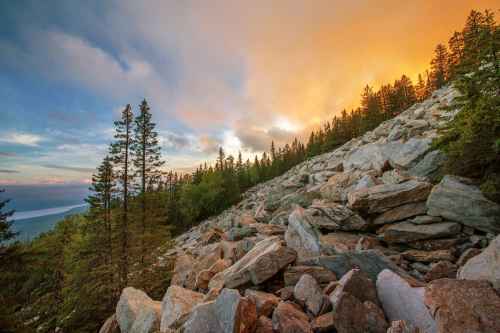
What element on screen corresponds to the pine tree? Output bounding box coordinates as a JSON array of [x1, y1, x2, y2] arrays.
[[110, 104, 134, 289], [132, 99, 165, 266], [0, 190, 15, 242], [430, 43, 449, 89]]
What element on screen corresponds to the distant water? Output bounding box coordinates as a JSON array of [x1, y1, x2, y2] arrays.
[[1, 184, 90, 242]]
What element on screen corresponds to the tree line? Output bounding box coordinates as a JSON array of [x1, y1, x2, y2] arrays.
[[0, 8, 497, 333]]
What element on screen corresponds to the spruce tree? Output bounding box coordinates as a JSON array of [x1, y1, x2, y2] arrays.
[[132, 99, 164, 266], [0, 190, 15, 242], [430, 44, 449, 89], [110, 104, 134, 289]]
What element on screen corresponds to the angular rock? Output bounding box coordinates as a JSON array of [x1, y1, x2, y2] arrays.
[[348, 180, 432, 214], [222, 236, 296, 289], [251, 223, 286, 236], [181, 288, 257, 333], [410, 215, 442, 225], [272, 301, 312, 333], [387, 138, 432, 169], [344, 143, 390, 172], [456, 247, 481, 267], [255, 316, 274, 333], [407, 237, 464, 251], [401, 249, 455, 263], [376, 270, 437, 333], [303, 250, 422, 283], [380, 169, 410, 185], [373, 202, 427, 225], [171, 254, 197, 290], [196, 259, 232, 290], [424, 261, 457, 282], [333, 268, 379, 305], [319, 171, 361, 202], [221, 238, 256, 263], [244, 290, 280, 317], [294, 274, 329, 316], [426, 175, 500, 233], [284, 265, 336, 286], [409, 150, 446, 181], [320, 232, 361, 254], [458, 234, 500, 289], [386, 320, 424, 333], [424, 279, 500, 333], [160, 285, 204, 331], [311, 313, 335, 333], [285, 207, 321, 261], [383, 221, 461, 244], [116, 287, 161, 333], [306, 201, 369, 231], [223, 226, 257, 241]]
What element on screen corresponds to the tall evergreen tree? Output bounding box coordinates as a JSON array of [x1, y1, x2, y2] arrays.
[[430, 43, 449, 89], [110, 104, 134, 289], [0, 190, 15, 242], [132, 99, 165, 266]]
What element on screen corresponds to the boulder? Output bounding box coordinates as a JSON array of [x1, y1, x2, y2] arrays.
[[380, 169, 410, 185], [306, 201, 369, 231], [195, 259, 232, 290], [386, 320, 424, 333], [373, 202, 427, 225], [181, 288, 257, 333], [116, 287, 161, 333], [401, 249, 455, 263], [376, 270, 437, 333], [386, 138, 432, 169], [424, 261, 457, 282], [284, 265, 336, 286], [409, 150, 446, 181], [285, 207, 322, 261], [255, 316, 274, 333], [344, 143, 389, 172], [458, 234, 500, 289], [348, 180, 432, 214], [333, 268, 379, 306], [159, 286, 204, 331], [320, 232, 362, 254], [311, 313, 335, 333], [303, 250, 421, 283], [171, 254, 197, 290], [319, 171, 361, 202], [456, 247, 481, 267], [99, 314, 120, 333], [410, 215, 442, 225], [383, 221, 461, 243], [293, 274, 329, 316], [272, 302, 312, 333], [222, 236, 296, 288], [424, 279, 500, 333], [221, 238, 256, 262], [426, 175, 500, 233], [244, 290, 280, 317], [223, 226, 257, 241]]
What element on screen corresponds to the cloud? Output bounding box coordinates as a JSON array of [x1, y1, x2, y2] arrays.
[[42, 164, 95, 173], [0, 169, 19, 174], [0, 132, 45, 146]]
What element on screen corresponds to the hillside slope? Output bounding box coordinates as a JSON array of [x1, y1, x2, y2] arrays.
[[102, 85, 500, 333]]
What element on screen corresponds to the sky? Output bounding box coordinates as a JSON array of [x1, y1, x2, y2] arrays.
[[0, 0, 497, 185]]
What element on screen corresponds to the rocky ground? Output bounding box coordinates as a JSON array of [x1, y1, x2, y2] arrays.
[[100, 85, 500, 333]]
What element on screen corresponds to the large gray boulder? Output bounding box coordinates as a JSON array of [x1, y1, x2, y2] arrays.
[[348, 180, 432, 214], [383, 221, 461, 243], [458, 234, 500, 289], [376, 270, 437, 333], [222, 236, 296, 288], [306, 201, 369, 231], [181, 288, 257, 333], [426, 175, 500, 233], [116, 287, 161, 333], [285, 207, 321, 261], [409, 150, 446, 181], [160, 285, 204, 331]]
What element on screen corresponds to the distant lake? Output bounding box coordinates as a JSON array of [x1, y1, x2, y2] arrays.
[[1, 184, 90, 242]]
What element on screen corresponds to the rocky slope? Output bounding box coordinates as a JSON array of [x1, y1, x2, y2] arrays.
[[101, 85, 500, 333]]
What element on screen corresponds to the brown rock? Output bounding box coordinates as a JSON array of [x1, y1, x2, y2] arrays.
[[277, 286, 295, 301], [160, 285, 204, 331], [255, 316, 274, 333], [272, 301, 313, 333], [386, 320, 424, 333], [373, 202, 427, 225], [424, 261, 457, 282], [320, 232, 361, 254], [294, 274, 330, 316], [401, 249, 455, 263], [284, 265, 336, 286], [244, 290, 281, 317], [355, 236, 383, 251], [333, 268, 379, 306], [171, 254, 197, 290], [196, 258, 232, 290], [221, 238, 256, 263], [347, 180, 432, 214], [311, 313, 335, 333], [383, 221, 461, 244], [424, 279, 500, 333], [323, 281, 339, 295], [251, 223, 286, 236], [407, 238, 464, 251]]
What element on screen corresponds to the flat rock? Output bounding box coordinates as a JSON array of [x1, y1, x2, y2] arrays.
[[116, 287, 161, 333], [272, 301, 312, 333], [424, 261, 457, 282], [424, 279, 500, 333], [320, 232, 361, 254], [222, 236, 296, 288], [426, 175, 500, 233], [373, 202, 427, 225], [458, 234, 500, 289], [376, 270, 437, 333], [401, 249, 455, 263], [294, 274, 329, 316], [284, 265, 336, 286], [285, 207, 322, 261], [408, 150, 446, 181], [160, 285, 204, 331], [306, 201, 369, 231], [333, 268, 379, 305], [383, 221, 461, 243], [348, 180, 432, 214]]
